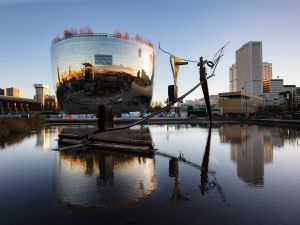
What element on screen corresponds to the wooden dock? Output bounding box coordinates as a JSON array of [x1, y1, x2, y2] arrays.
[[55, 132, 155, 155]]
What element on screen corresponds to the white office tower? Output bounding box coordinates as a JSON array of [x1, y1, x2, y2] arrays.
[[34, 84, 49, 106], [236, 42, 263, 96], [229, 64, 237, 92], [263, 62, 272, 81]]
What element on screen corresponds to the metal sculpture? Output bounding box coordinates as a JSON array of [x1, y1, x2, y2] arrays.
[[56, 43, 228, 148]]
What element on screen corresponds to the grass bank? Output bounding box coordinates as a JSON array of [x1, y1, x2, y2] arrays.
[[0, 117, 45, 146]]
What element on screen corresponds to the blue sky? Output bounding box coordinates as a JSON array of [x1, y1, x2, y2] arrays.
[[0, 0, 299, 102]]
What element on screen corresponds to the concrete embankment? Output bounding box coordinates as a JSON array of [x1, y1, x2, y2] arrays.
[[46, 117, 300, 127], [46, 118, 234, 126], [249, 119, 300, 127]]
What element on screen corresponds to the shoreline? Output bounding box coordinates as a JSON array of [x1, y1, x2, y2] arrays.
[[0, 117, 45, 147], [46, 118, 300, 128]]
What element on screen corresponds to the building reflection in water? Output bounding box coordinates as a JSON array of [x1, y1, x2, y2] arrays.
[[98, 155, 114, 186], [168, 158, 188, 204], [219, 125, 289, 186], [53, 125, 157, 208], [35, 126, 62, 150], [36, 129, 50, 149]]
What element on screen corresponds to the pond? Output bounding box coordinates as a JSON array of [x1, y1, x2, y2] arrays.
[[0, 124, 300, 225]]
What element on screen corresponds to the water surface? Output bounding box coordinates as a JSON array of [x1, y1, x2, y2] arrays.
[[0, 124, 300, 225]]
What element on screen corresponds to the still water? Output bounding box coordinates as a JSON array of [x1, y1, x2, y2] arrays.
[[0, 124, 300, 225]]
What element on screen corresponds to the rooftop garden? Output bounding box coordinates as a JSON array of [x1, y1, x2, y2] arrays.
[[52, 26, 153, 47]]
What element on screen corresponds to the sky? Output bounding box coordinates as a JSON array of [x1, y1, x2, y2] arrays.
[[0, 0, 299, 102]]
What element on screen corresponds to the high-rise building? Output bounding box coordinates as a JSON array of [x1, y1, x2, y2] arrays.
[[34, 84, 49, 106], [263, 79, 283, 93], [6, 87, 20, 97], [236, 41, 263, 96], [0, 88, 5, 96], [263, 62, 272, 81], [229, 64, 237, 92], [263, 79, 283, 105]]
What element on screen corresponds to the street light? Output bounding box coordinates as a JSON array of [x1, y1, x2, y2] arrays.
[[241, 84, 248, 118]]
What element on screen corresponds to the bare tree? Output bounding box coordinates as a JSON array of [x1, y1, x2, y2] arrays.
[[79, 26, 93, 34], [122, 32, 130, 40], [52, 35, 61, 43], [114, 31, 122, 38], [146, 40, 153, 47], [135, 33, 144, 43], [63, 28, 77, 37]]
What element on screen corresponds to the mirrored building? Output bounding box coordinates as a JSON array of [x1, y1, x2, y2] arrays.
[[54, 126, 157, 208], [50, 33, 155, 114]]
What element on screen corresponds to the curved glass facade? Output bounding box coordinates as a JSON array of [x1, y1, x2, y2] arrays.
[[54, 126, 156, 207], [50, 34, 155, 114]]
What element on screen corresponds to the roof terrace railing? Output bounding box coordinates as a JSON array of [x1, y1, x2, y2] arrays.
[[52, 33, 153, 47]]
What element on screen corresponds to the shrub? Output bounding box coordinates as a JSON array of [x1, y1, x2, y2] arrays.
[[0, 117, 45, 140]]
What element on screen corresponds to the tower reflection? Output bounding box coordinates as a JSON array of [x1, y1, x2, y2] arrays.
[[35, 126, 61, 150], [169, 158, 188, 204], [219, 125, 283, 186], [35, 128, 50, 149]]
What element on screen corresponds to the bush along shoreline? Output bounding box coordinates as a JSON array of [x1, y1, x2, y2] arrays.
[[0, 117, 45, 147]]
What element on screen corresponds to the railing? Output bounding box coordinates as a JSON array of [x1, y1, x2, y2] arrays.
[[0, 115, 22, 121], [52, 33, 153, 47]]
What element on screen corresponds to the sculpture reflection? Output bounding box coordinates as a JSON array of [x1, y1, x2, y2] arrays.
[[200, 126, 212, 194], [198, 126, 226, 202]]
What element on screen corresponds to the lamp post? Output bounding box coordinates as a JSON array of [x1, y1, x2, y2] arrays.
[[241, 82, 248, 118]]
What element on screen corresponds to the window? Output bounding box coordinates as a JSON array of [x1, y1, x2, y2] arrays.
[[95, 54, 112, 65]]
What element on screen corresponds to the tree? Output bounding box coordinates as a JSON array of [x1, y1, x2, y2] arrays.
[[146, 40, 153, 47], [135, 33, 144, 43], [122, 32, 130, 40], [187, 105, 194, 111], [149, 101, 163, 112], [114, 31, 122, 38], [52, 35, 61, 43], [79, 26, 93, 34], [63, 28, 77, 37]]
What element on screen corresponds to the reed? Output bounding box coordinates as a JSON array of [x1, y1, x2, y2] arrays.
[[0, 117, 45, 140]]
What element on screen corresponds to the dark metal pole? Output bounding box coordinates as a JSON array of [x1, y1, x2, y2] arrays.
[[198, 57, 212, 123], [98, 105, 113, 130]]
